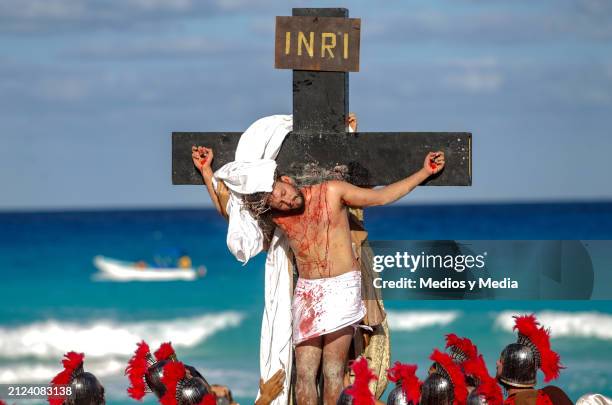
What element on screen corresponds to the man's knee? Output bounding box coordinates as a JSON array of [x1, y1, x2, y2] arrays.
[[296, 365, 318, 383], [322, 359, 345, 385]]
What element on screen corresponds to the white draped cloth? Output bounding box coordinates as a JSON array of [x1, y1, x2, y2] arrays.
[[213, 115, 294, 405]]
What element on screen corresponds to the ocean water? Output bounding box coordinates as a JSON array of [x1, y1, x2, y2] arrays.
[[0, 203, 611, 404]]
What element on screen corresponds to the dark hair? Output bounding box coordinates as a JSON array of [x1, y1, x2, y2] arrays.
[[241, 170, 281, 246]]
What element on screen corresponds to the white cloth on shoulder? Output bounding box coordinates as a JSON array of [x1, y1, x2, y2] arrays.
[[213, 114, 293, 263], [292, 270, 366, 345], [212, 114, 293, 405]]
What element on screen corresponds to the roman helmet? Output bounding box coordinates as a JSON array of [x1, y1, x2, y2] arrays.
[[421, 349, 468, 405], [125, 341, 208, 400], [445, 334, 478, 365], [48, 352, 105, 405], [337, 357, 378, 405], [386, 362, 422, 405], [444, 334, 480, 388], [462, 355, 503, 405], [498, 315, 562, 389], [160, 361, 215, 405]]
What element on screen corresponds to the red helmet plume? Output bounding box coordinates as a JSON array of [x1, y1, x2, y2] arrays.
[[160, 361, 186, 405], [160, 361, 214, 405], [125, 340, 151, 400], [462, 355, 503, 405], [387, 362, 422, 404], [430, 349, 468, 405], [155, 342, 177, 362], [198, 394, 217, 405], [513, 315, 563, 382], [49, 352, 85, 405], [445, 334, 479, 363], [346, 357, 378, 405]]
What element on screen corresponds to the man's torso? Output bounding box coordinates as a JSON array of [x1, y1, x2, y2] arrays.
[[273, 182, 357, 280]]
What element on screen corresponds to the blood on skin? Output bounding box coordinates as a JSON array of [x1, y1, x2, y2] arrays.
[[273, 183, 334, 278]]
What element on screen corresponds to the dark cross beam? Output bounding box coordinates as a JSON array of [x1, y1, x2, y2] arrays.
[[172, 8, 472, 187]]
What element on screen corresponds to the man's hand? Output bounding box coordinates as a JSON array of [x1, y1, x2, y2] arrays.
[[423, 151, 445, 175], [192, 145, 213, 176], [256, 369, 285, 405], [347, 112, 357, 132]]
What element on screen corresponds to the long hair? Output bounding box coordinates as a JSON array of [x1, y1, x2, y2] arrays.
[[241, 170, 279, 246]]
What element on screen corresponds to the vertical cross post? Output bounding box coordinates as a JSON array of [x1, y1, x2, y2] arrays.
[[292, 8, 349, 135]]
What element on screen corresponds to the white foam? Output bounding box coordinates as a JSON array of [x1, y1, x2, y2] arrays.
[[494, 311, 612, 340], [0, 358, 125, 384], [0, 312, 244, 360], [386, 310, 461, 331]]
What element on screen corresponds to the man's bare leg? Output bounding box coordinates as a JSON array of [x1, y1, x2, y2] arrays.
[[295, 336, 323, 405], [322, 327, 353, 405]]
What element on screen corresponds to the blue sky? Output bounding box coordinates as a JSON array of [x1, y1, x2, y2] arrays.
[[0, 0, 611, 210]]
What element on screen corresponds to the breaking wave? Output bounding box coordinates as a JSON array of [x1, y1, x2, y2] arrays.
[[494, 310, 612, 340], [386, 310, 461, 331], [0, 312, 244, 360]]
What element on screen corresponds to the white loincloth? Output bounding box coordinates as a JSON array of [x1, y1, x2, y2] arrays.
[[292, 270, 366, 345]]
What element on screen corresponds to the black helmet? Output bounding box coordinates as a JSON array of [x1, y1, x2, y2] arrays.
[[386, 362, 422, 405], [126, 341, 208, 400], [49, 352, 105, 405], [161, 362, 214, 405], [423, 349, 469, 405], [66, 369, 105, 405], [466, 390, 488, 405], [337, 387, 354, 405], [420, 374, 453, 405], [497, 343, 537, 388], [498, 315, 563, 389], [387, 384, 410, 405]]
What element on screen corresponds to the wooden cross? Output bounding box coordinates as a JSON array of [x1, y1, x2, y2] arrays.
[[172, 8, 471, 188]]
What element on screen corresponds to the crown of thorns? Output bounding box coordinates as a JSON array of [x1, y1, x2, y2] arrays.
[[242, 191, 272, 218]]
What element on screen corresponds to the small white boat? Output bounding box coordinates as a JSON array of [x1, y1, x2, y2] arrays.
[[93, 256, 205, 282]]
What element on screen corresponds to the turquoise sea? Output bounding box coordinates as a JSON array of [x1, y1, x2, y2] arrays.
[[1, 202, 611, 403]]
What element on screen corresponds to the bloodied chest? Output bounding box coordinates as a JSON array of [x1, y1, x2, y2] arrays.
[[273, 183, 356, 279]]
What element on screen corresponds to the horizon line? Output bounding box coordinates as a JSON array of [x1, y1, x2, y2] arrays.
[[1, 198, 611, 215]]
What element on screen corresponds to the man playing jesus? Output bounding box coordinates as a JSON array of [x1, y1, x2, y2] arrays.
[[192, 117, 445, 405]]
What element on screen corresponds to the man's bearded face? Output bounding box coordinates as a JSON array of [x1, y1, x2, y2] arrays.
[[268, 176, 304, 211]]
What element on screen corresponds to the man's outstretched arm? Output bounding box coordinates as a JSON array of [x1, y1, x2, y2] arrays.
[[191, 146, 226, 218], [331, 151, 446, 208]]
